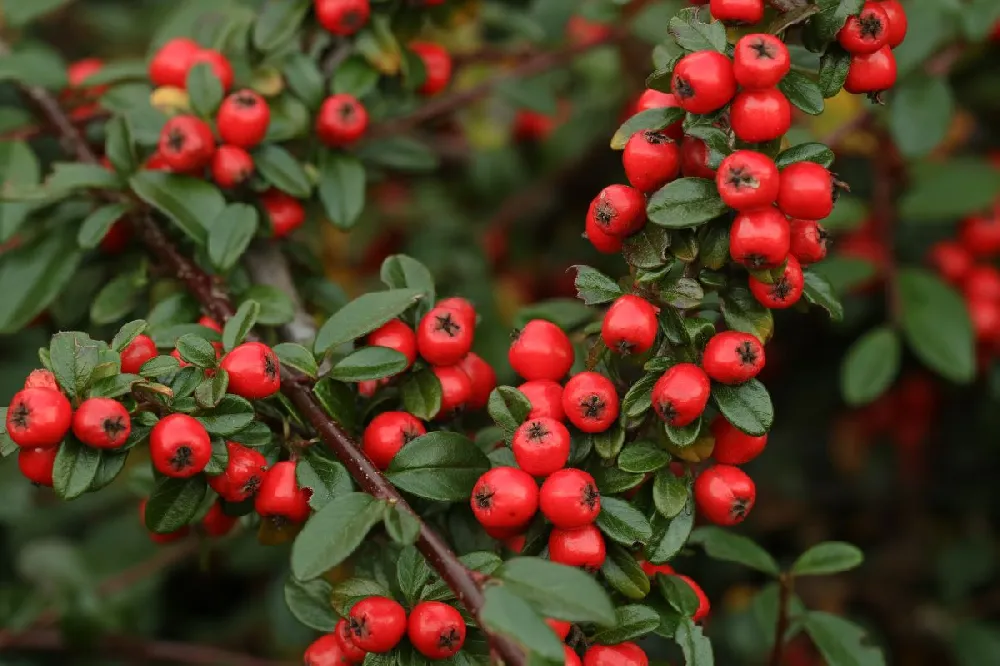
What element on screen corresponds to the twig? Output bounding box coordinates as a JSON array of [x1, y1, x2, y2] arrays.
[[0, 109, 110, 142], [769, 572, 794, 666], [871, 123, 902, 323]]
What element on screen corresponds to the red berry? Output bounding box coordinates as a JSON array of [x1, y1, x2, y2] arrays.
[[729, 208, 790, 270], [680, 137, 717, 179], [675, 575, 710, 622], [190, 49, 234, 92], [565, 15, 613, 46], [457, 352, 497, 410], [838, 2, 890, 55], [66, 58, 104, 90], [602, 295, 659, 355], [24, 369, 58, 390], [959, 215, 1000, 256], [623, 131, 680, 194], [927, 241, 973, 285], [304, 634, 351, 666], [548, 524, 606, 571], [199, 316, 223, 333], [733, 34, 790, 89], [120, 334, 158, 374], [317, 94, 368, 146], [363, 411, 426, 470], [347, 596, 407, 653], [729, 88, 791, 143], [587, 184, 646, 238], [220, 342, 281, 399], [18, 446, 57, 486], [6, 388, 72, 448], [547, 619, 572, 640], [844, 46, 897, 96], [716, 150, 780, 212], [639, 560, 675, 577], [510, 320, 574, 382], [316, 0, 371, 36], [788, 219, 829, 265], [671, 50, 736, 115], [140, 499, 190, 544], [72, 397, 131, 449], [407, 601, 466, 659], [583, 643, 648, 666], [255, 460, 312, 523], [158, 115, 215, 173], [633, 90, 684, 140], [561, 372, 619, 433], [969, 297, 1000, 344], [879, 0, 908, 48], [711, 415, 767, 465], [410, 42, 452, 96], [963, 265, 1000, 302], [540, 468, 601, 528], [145, 151, 172, 171], [702, 331, 765, 384], [99, 220, 132, 254], [432, 366, 472, 417], [336, 617, 368, 663], [217, 90, 269, 147], [749, 255, 804, 308], [208, 442, 269, 502], [437, 297, 477, 323], [777, 162, 835, 220], [586, 212, 625, 254], [519, 380, 565, 421], [710, 0, 764, 24], [694, 464, 756, 525], [261, 189, 306, 238], [651, 363, 710, 427], [148, 38, 200, 88], [513, 108, 559, 142], [565, 646, 583, 666], [471, 467, 539, 528], [417, 306, 474, 366], [211, 145, 254, 188], [202, 501, 238, 537], [367, 319, 418, 369], [150, 413, 212, 478], [513, 417, 571, 477]]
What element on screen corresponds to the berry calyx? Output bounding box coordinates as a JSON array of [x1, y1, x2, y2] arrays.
[[518, 380, 565, 421], [367, 319, 418, 370], [216, 90, 270, 148], [702, 331, 765, 385], [316, 94, 368, 146], [777, 162, 836, 221], [788, 219, 829, 265], [838, 2, 890, 55], [362, 411, 427, 470], [749, 255, 804, 309], [18, 446, 58, 486], [512, 417, 571, 478], [417, 306, 474, 366], [586, 211, 625, 254], [711, 415, 767, 465], [470, 466, 539, 528], [539, 468, 601, 528], [6, 388, 72, 448], [622, 131, 680, 194], [561, 371, 619, 433], [671, 50, 737, 115], [437, 297, 477, 324], [694, 464, 756, 526], [347, 596, 407, 653], [220, 342, 281, 399], [729, 88, 791, 144], [72, 397, 131, 449], [509, 319, 574, 382], [457, 353, 497, 411], [315, 0, 371, 36], [211, 145, 254, 189], [601, 294, 659, 355], [431, 365, 473, 418], [729, 208, 791, 270], [733, 34, 791, 90], [716, 151, 780, 212], [548, 524, 606, 571], [410, 42, 452, 97], [158, 115, 216, 173], [407, 601, 466, 659], [710, 0, 764, 25], [120, 334, 158, 374], [255, 460, 312, 524], [261, 189, 306, 238], [587, 184, 647, 238], [208, 442, 269, 502], [149, 413, 212, 478], [652, 363, 711, 427]]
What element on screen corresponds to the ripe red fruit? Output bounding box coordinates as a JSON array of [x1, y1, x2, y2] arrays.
[[565, 646, 583, 666], [304, 634, 350, 666], [367, 319, 418, 370], [711, 415, 767, 465], [675, 575, 710, 622], [513, 108, 559, 142], [671, 50, 737, 115], [211, 145, 254, 188], [148, 37, 200, 88], [99, 220, 132, 254], [347, 596, 407, 653], [716, 151, 780, 211], [963, 265, 1000, 302], [317, 94, 368, 146], [24, 369, 58, 390], [519, 380, 565, 421], [539, 468, 601, 528], [548, 524, 606, 570], [140, 499, 191, 544], [261, 189, 306, 238], [150, 413, 212, 478], [959, 215, 1000, 256], [729, 89, 791, 143], [838, 2, 890, 55], [729, 208, 790, 270], [651, 363, 711, 427], [457, 353, 497, 411], [471, 467, 539, 528], [199, 316, 223, 333], [363, 411, 426, 470], [639, 560, 675, 577], [65, 58, 105, 97], [408, 601, 466, 659], [510, 319, 574, 382], [433, 365, 473, 417], [587, 184, 646, 238], [583, 643, 648, 666], [969, 297, 1000, 344], [513, 417, 571, 477], [710, 0, 764, 24], [202, 501, 238, 537], [562, 372, 619, 434], [18, 446, 58, 486], [788, 219, 829, 265], [733, 34, 791, 89], [255, 460, 312, 523], [208, 442, 269, 502], [417, 306, 474, 366], [623, 131, 680, 194], [586, 212, 625, 254], [702, 331, 765, 384], [316, 0, 371, 36], [120, 334, 158, 374], [927, 241, 973, 285], [566, 15, 613, 46], [777, 162, 835, 220], [217, 90, 270, 147], [336, 617, 368, 663], [190, 49, 234, 91], [72, 398, 131, 449], [220, 342, 281, 399], [437, 297, 477, 323], [633, 90, 684, 140], [602, 295, 659, 355], [547, 619, 572, 640], [694, 464, 756, 525], [7, 388, 72, 448], [749, 255, 805, 308], [844, 46, 897, 96], [879, 0, 908, 48], [410, 42, 452, 96], [158, 115, 215, 173], [680, 137, 716, 179]]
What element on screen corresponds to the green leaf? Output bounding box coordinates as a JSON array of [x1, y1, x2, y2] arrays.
[[145, 475, 207, 533], [668, 11, 727, 52], [331, 578, 390, 615], [329, 347, 409, 382], [383, 503, 421, 545], [88, 373, 143, 399], [602, 542, 651, 600], [840, 327, 900, 406], [90, 274, 141, 325], [610, 107, 685, 150], [359, 137, 439, 173], [0, 45, 67, 90], [689, 526, 780, 576], [255, 144, 312, 198], [488, 386, 532, 439], [0, 141, 41, 242], [194, 369, 229, 408], [592, 423, 626, 460], [572, 266, 625, 306], [111, 320, 148, 353], [254, 0, 311, 52], [241, 286, 293, 325], [597, 497, 653, 546], [768, 3, 821, 34], [140, 355, 181, 378], [653, 469, 689, 518], [645, 502, 694, 564], [331, 55, 381, 97], [898, 268, 975, 384], [175, 334, 217, 368], [313, 378, 359, 434], [793, 541, 864, 576], [889, 75, 953, 158], [674, 617, 714, 666], [480, 586, 565, 662], [315, 289, 423, 355], [208, 204, 259, 273], [291, 493, 385, 580], [658, 574, 700, 617], [45, 162, 121, 192], [621, 374, 658, 421], [818, 47, 852, 98], [186, 63, 223, 117], [78, 203, 130, 250], [104, 115, 137, 175], [283, 52, 325, 109], [273, 343, 318, 378], [778, 70, 824, 115], [4, 0, 74, 27], [0, 229, 82, 333], [397, 546, 430, 604], [222, 301, 259, 353], [592, 605, 661, 645], [297, 451, 354, 511], [809, 0, 865, 44], [130, 172, 225, 245], [50, 332, 100, 399], [380, 255, 435, 312], [803, 269, 845, 322], [711, 380, 773, 437], [684, 124, 732, 170], [618, 441, 671, 474], [776, 143, 835, 169], [52, 439, 102, 500], [421, 552, 503, 601], [961, 0, 1000, 41], [804, 611, 886, 666], [622, 226, 671, 269], [284, 576, 336, 632], [497, 557, 616, 625], [400, 369, 442, 421], [515, 299, 594, 331], [385, 432, 491, 502], [900, 159, 1000, 222], [197, 395, 255, 436], [647, 178, 727, 229]]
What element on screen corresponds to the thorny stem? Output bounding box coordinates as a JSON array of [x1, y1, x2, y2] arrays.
[[769, 572, 794, 666]]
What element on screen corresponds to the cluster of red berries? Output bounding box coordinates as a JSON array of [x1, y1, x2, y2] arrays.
[[836, 0, 907, 99]]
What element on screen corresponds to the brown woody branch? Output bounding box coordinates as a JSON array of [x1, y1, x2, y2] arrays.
[[768, 573, 794, 666]]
